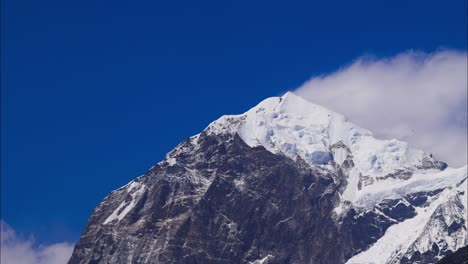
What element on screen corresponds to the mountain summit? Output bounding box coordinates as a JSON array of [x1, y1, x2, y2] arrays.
[[69, 92, 467, 264]]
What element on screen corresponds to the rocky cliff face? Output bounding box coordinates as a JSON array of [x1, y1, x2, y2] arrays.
[[437, 246, 468, 264], [69, 92, 467, 264]]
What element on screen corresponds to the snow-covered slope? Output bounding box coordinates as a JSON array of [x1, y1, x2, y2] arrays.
[[208, 92, 427, 175], [346, 178, 467, 264], [205, 92, 452, 206]]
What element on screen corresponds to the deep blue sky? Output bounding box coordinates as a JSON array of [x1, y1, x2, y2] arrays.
[[1, 0, 467, 244]]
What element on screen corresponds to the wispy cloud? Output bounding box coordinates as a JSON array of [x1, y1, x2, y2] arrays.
[[1, 221, 74, 264], [295, 50, 467, 167]]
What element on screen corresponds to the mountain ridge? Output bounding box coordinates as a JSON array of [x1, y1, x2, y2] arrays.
[[69, 92, 467, 264]]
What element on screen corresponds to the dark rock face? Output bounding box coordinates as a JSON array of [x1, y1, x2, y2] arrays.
[[405, 189, 443, 207], [69, 132, 348, 263], [68, 131, 464, 264], [437, 246, 468, 264], [379, 200, 416, 222]]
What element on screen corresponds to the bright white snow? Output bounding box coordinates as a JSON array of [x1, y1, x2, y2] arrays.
[[248, 254, 274, 264], [207, 92, 428, 177], [204, 92, 448, 209], [104, 181, 146, 224], [349, 166, 467, 207], [346, 177, 467, 264]]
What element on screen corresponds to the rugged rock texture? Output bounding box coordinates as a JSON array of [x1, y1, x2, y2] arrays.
[[70, 133, 347, 263], [69, 93, 467, 264], [437, 246, 468, 264]]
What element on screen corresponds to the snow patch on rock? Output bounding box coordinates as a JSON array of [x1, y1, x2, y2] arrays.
[[104, 181, 146, 224], [249, 254, 274, 264]]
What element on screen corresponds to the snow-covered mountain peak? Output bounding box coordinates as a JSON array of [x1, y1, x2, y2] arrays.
[[206, 92, 440, 176], [70, 92, 467, 264], [201, 92, 456, 210]]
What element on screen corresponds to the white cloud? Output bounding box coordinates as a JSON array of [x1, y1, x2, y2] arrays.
[[1, 221, 74, 264], [295, 50, 467, 167]]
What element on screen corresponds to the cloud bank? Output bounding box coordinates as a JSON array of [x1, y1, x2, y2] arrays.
[[295, 50, 467, 167], [1, 221, 74, 264]]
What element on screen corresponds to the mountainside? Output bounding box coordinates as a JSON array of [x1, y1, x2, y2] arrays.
[[69, 92, 467, 264]]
